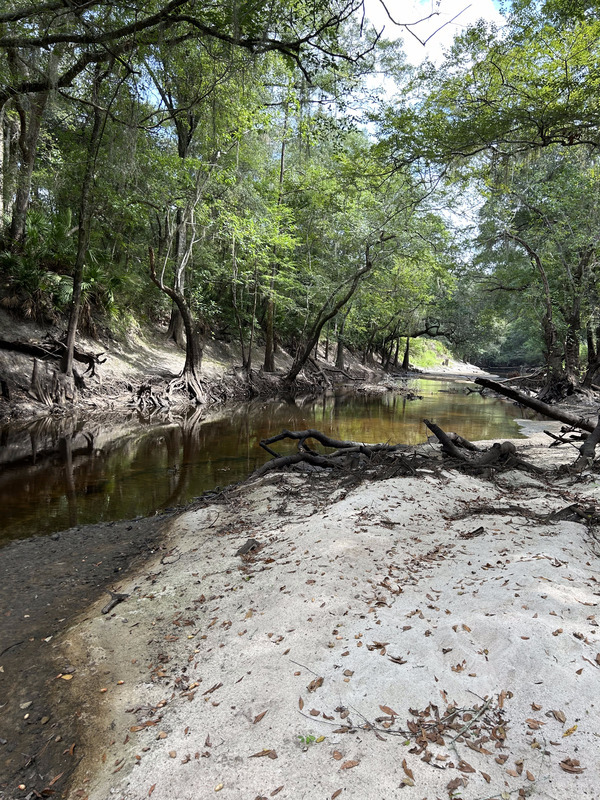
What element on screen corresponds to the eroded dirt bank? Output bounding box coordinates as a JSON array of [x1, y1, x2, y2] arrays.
[[12, 423, 599, 800]]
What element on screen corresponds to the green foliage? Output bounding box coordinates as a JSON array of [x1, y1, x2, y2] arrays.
[[409, 339, 453, 369], [297, 733, 317, 746]]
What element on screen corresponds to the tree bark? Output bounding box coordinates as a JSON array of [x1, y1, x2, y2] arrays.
[[335, 310, 349, 371], [9, 91, 49, 247], [166, 206, 187, 347], [573, 414, 600, 471], [401, 337, 410, 370], [263, 114, 288, 372]]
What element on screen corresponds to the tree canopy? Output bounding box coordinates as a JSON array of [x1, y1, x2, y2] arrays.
[[2, 0, 600, 402]]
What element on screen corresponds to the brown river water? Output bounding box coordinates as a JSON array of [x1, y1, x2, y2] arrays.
[[0, 379, 534, 545]]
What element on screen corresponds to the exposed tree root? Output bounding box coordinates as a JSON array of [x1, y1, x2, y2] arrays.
[[446, 501, 597, 526], [253, 422, 551, 481]]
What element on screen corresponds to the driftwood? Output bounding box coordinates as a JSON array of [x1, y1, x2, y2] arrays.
[[255, 424, 535, 480], [255, 428, 410, 477], [448, 501, 595, 525], [474, 377, 596, 433], [476, 377, 600, 470], [423, 419, 517, 466], [427, 431, 480, 452], [544, 428, 585, 447], [573, 415, 600, 472], [101, 589, 129, 615]]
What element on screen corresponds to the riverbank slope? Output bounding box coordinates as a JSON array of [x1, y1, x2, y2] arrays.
[[11, 422, 597, 800], [0, 309, 485, 424]]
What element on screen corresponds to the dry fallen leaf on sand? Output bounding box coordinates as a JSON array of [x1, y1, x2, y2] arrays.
[[340, 759, 359, 769], [253, 710, 268, 724], [249, 749, 278, 759], [401, 758, 414, 780], [307, 677, 323, 692], [560, 758, 584, 774]]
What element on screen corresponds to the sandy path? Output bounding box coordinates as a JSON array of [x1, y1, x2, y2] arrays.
[[56, 426, 600, 800]]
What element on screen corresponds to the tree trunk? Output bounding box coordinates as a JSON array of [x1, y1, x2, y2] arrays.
[[263, 107, 288, 372], [392, 337, 400, 370], [61, 69, 106, 380], [166, 206, 187, 347], [9, 92, 49, 247], [583, 323, 600, 387], [284, 242, 381, 384], [263, 277, 276, 372], [402, 336, 410, 370], [0, 105, 4, 224], [335, 311, 349, 370], [149, 247, 206, 402], [475, 377, 595, 431]]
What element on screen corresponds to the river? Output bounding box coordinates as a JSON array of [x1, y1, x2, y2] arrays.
[[0, 378, 534, 545]]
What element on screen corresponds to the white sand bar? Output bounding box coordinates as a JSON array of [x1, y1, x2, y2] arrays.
[[65, 427, 600, 800]]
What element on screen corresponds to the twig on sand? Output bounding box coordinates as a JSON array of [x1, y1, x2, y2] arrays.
[[289, 659, 321, 677], [447, 697, 493, 745]]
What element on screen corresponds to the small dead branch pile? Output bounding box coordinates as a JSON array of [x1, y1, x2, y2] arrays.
[[254, 428, 415, 479], [253, 423, 542, 483]]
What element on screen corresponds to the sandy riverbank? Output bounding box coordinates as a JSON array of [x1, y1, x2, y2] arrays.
[[18, 421, 595, 800]]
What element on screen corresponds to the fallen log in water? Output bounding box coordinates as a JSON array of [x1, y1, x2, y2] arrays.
[[474, 377, 596, 432]]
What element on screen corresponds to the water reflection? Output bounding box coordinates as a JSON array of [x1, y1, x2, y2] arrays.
[[0, 381, 534, 544]]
